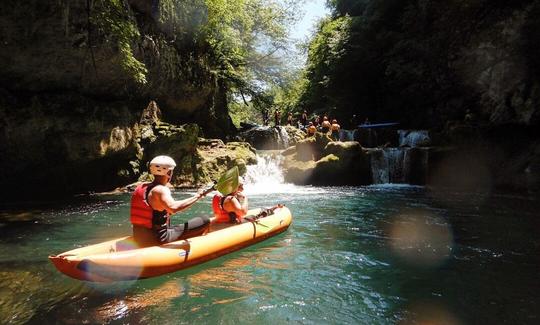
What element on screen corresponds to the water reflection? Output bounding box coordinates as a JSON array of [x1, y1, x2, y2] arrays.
[[89, 241, 293, 323], [95, 281, 183, 322]]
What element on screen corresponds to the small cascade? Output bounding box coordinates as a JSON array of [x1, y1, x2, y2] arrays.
[[339, 129, 355, 141], [243, 151, 332, 195], [371, 148, 406, 184], [370, 129, 430, 185], [403, 148, 429, 184], [244, 152, 285, 186], [243, 151, 293, 194], [398, 130, 430, 147], [276, 126, 290, 149]]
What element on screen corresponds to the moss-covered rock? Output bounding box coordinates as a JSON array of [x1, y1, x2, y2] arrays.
[[195, 140, 257, 186], [284, 125, 306, 145], [295, 137, 317, 161], [283, 139, 371, 186], [282, 153, 317, 185]]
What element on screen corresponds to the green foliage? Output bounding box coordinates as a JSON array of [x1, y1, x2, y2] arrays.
[[295, 0, 539, 128], [270, 71, 308, 118], [229, 100, 259, 127], [92, 0, 148, 84], [201, 0, 299, 107], [147, 0, 301, 125]]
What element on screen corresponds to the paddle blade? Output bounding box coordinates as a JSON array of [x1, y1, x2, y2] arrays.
[[216, 166, 239, 195]]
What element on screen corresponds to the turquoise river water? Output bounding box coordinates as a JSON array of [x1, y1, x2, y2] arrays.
[[0, 182, 539, 324]]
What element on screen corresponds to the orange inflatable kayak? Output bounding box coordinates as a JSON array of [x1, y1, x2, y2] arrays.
[[49, 206, 292, 282]]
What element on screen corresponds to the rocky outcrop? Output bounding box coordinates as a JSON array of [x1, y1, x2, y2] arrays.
[[195, 139, 257, 185], [0, 98, 253, 201], [284, 125, 306, 146], [0, 0, 244, 201], [282, 133, 371, 185], [452, 5, 540, 126], [0, 0, 235, 147]]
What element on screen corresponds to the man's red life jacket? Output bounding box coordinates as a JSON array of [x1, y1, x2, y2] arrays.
[[130, 183, 154, 229], [212, 194, 237, 223]]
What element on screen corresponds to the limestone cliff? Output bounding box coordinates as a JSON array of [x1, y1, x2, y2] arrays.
[[0, 1, 237, 201]]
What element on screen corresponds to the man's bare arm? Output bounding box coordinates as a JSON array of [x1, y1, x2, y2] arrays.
[[150, 186, 203, 215]]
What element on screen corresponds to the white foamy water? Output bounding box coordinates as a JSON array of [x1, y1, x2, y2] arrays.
[[243, 152, 328, 196]]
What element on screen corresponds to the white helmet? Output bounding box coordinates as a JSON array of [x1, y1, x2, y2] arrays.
[[149, 155, 176, 176]]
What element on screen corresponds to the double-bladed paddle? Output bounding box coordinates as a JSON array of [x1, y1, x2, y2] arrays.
[[199, 166, 240, 196]]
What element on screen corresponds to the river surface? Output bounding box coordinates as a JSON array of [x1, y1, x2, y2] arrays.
[[1, 181, 539, 324]]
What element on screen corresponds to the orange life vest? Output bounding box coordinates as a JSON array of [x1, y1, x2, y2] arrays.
[[130, 183, 155, 229], [212, 194, 238, 223]]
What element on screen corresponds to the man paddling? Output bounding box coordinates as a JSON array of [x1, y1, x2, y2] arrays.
[[130, 155, 210, 247]]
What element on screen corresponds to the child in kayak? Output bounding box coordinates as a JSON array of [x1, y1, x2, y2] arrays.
[[212, 176, 249, 223]]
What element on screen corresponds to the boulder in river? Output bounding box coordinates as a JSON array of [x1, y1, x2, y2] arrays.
[[282, 138, 371, 186]]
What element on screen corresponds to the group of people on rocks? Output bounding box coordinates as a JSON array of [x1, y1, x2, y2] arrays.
[[131, 155, 250, 248], [301, 111, 341, 141], [263, 109, 342, 141]]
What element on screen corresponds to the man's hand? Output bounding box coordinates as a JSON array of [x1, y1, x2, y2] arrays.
[[196, 188, 205, 198]]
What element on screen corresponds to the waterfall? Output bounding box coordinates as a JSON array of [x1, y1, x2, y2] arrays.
[[243, 151, 323, 194], [370, 147, 429, 184], [368, 129, 431, 184], [398, 130, 430, 147], [371, 148, 405, 184], [243, 151, 291, 194], [244, 152, 285, 187], [276, 126, 289, 149]]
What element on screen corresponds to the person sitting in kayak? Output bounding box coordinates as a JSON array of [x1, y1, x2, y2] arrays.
[[130, 155, 210, 247], [212, 176, 249, 223]]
